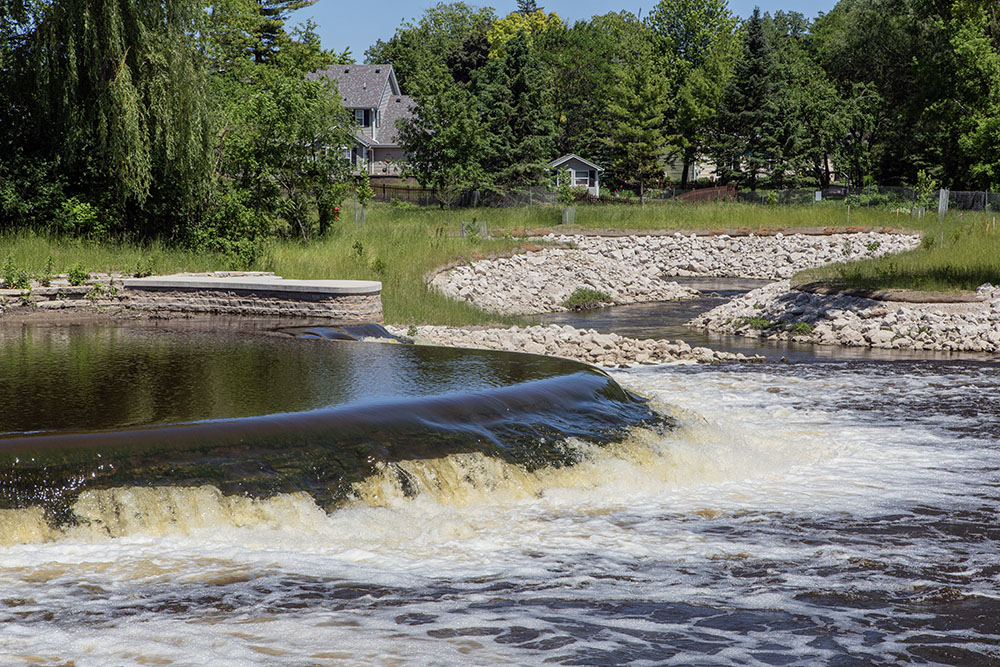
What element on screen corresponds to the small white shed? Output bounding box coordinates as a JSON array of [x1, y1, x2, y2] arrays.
[[550, 154, 603, 198]]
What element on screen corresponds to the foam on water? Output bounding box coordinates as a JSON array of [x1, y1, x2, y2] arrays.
[[2, 361, 999, 665]]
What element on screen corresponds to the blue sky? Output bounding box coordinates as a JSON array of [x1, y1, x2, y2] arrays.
[[291, 1, 839, 62]]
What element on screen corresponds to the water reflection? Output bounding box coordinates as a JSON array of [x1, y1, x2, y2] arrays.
[[0, 322, 660, 516]]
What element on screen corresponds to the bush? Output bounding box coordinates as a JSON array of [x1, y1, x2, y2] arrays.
[[67, 263, 89, 286], [735, 316, 775, 329], [563, 287, 612, 310], [188, 188, 268, 269], [2, 256, 30, 289], [58, 198, 113, 239]]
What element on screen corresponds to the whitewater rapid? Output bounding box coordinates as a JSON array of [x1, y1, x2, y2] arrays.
[[2, 360, 998, 665]]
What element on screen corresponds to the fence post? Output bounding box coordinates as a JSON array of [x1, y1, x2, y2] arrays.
[[938, 188, 950, 222]]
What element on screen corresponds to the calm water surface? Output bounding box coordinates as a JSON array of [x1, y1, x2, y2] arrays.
[[0, 322, 998, 665]]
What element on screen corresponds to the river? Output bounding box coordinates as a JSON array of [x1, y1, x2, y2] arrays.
[[0, 319, 998, 665]]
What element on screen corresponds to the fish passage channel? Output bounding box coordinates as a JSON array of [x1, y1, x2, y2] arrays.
[[1, 323, 998, 665]]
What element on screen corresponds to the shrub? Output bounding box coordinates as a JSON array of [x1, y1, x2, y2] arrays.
[[68, 263, 89, 286], [563, 287, 612, 310], [58, 198, 115, 239], [789, 322, 814, 334], [735, 316, 775, 329], [2, 256, 30, 289], [37, 256, 54, 286], [188, 188, 268, 269]]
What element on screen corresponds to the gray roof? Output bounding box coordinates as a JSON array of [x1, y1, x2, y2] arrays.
[[379, 95, 416, 146], [308, 64, 398, 109], [550, 154, 604, 172]]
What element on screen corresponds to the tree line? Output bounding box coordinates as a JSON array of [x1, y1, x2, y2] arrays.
[[1, 0, 998, 255], [381, 0, 1000, 202], [0, 0, 354, 262]]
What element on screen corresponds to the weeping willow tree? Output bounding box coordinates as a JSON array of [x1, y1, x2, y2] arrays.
[[29, 0, 213, 236]]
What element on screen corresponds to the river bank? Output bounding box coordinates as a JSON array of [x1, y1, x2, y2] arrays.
[[385, 324, 764, 367], [431, 231, 918, 316], [691, 280, 1000, 353]]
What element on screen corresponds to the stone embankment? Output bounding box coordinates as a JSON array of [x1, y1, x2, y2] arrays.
[[385, 324, 764, 368], [431, 231, 919, 315], [0, 272, 383, 323], [691, 281, 1000, 353]]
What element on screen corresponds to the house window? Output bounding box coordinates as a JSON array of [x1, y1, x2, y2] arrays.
[[354, 109, 371, 127]]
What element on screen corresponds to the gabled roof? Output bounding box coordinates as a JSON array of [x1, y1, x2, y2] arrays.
[[550, 154, 604, 172], [308, 64, 399, 109], [378, 95, 416, 146]]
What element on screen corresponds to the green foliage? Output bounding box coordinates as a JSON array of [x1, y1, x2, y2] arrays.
[[789, 322, 814, 334], [2, 256, 30, 289], [364, 3, 497, 94], [58, 199, 112, 240], [38, 256, 54, 287], [563, 287, 612, 310], [188, 188, 268, 269], [604, 16, 669, 203], [557, 170, 576, 206], [67, 264, 89, 287], [356, 179, 375, 208], [648, 0, 739, 188], [736, 316, 775, 329], [133, 257, 154, 278], [710, 9, 780, 190]]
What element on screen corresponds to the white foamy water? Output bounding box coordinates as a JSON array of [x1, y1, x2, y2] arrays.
[[2, 361, 999, 665]]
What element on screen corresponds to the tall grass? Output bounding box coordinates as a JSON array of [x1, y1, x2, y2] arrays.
[[263, 216, 523, 325], [4, 203, 993, 326], [796, 216, 1000, 291], [367, 199, 933, 232], [0, 231, 228, 275]]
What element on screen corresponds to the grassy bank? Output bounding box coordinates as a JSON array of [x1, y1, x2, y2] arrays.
[[795, 217, 1000, 292], [3, 202, 993, 326], [264, 217, 522, 325], [360, 199, 925, 232], [0, 222, 524, 326]]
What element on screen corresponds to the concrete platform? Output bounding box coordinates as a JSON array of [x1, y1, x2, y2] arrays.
[[124, 274, 381, 295]]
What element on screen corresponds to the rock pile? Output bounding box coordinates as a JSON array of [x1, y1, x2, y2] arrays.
[[430, 249, 698, 316], [385, 324, 764, 367], [431, 231, 918, 315], [553, 231, 919, 279], [691, 281, 1000, 353]]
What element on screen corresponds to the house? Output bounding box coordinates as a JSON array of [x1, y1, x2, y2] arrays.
[[307, 64, 415, 177], [550, 154, 603, 198]]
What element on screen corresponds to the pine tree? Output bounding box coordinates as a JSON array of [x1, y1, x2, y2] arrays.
[[474, 33, 557, 188], [605, 23, 669, 205], [710, 9, 780, 190], [254, 0, 318, 62], [516, 0, 540, 15]]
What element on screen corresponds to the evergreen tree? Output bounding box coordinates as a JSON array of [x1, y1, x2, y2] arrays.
[[473, 32, 557, 188], [254, 0, 317, 62], [516, 0, 540, 15], [605, 22, 669, 204], [710, 9, 780, 190]]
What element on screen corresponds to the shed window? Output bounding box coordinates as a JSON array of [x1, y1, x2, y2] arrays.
[[574, 170, 590, 187]]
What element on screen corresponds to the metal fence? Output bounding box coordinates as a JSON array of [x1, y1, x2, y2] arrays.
[[369, 180, 1000, 213], [735, 186, 1000, 212], [371, 183, 438, 206]]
